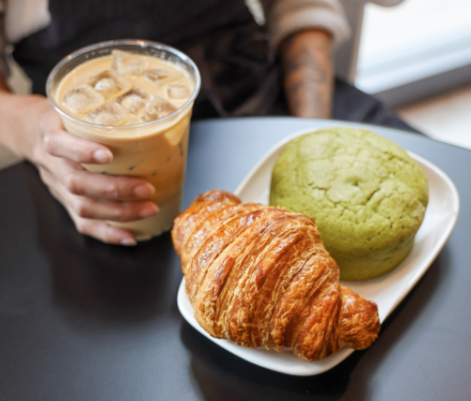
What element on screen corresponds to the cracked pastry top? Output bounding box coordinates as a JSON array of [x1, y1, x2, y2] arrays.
[[269, 127, 429, 281]]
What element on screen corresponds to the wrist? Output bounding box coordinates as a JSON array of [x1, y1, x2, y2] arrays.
[[0, 92, 51, 161]]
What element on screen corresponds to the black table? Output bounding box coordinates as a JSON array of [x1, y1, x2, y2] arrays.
[[1, 117, 470, 401]]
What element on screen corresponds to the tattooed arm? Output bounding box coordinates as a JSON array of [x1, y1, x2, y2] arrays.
[[280, 29, 334, 118], [259, 0, 347, 118]]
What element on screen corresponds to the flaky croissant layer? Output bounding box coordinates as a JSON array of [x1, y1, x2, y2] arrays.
[[172, 190, 380, 361]]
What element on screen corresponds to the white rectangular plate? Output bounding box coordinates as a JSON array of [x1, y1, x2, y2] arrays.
[[178, 127, 460, 376]]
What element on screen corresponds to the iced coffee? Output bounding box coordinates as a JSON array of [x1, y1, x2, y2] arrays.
[[47, 40, 201, 240]]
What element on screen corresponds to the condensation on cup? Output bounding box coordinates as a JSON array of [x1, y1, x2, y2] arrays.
[[46, 39, 201, 241]]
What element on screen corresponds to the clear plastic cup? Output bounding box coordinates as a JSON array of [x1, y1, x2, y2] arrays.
[[46, 39, 201, 240]]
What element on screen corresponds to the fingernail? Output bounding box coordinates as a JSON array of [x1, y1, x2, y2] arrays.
[[133, 183, 156, 198], [93, 149, 113, 163], [139, 203, 159, 218], [120, 238, 137, 246]]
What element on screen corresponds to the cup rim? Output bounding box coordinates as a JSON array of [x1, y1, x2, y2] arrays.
[[46, 39, 201, 131]]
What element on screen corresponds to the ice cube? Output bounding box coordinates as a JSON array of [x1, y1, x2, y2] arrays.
[[61, 84, 105, 114], [88, 70, 131, 100], [115, 88, 147, 114], [165, 126, 185, 146], [144, 68, 183, 86], [140, 97, 177, 122], [86, 103, 130, 126], [167, 83, 191, 99], [111, 50, 145, 76]]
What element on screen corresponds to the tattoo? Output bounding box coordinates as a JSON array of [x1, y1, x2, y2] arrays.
[[281, 31, 333, 118]]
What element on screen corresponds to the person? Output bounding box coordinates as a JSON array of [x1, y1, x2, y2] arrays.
[[0, 0, 414, 245]]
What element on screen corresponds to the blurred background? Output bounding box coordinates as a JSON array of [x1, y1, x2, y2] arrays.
[[1, 0, 471, 170], [357, 0, 471, 150]]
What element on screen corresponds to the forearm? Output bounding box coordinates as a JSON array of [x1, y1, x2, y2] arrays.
[[281, 29, 334, 118]]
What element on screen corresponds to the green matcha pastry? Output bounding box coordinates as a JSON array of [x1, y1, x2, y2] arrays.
[[269, 127, 429, 280]]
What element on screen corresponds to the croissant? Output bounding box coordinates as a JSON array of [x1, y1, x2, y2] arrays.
[[172, 190, 380, 361]]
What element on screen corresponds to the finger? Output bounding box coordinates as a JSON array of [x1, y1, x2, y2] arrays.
[[40, 111, 113, 164], [40, 169, 137, 246], [70, 215, 137, 246], [71, 197, 159, 222], [41, 167, 159, 221], [44, 171, 139, 246], [58, 162, 156, 200]]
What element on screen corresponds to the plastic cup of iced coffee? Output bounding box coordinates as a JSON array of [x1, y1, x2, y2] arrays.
[[46, 39, 201, 241]]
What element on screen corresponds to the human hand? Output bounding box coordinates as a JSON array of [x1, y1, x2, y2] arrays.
[[2, 94, 159, 245]]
